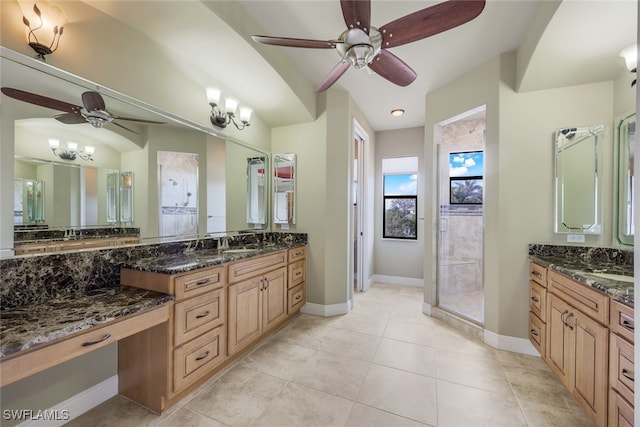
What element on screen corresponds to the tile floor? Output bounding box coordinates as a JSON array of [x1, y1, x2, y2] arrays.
[[68, 283, 594, 427]]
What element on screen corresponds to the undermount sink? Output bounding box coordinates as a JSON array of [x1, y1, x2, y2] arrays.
[[588, 272, 634, 283], [223, 248, 259, 254]]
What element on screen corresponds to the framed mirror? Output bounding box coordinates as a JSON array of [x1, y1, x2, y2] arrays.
[[273, 153, 296, 226], [1, 48, 269, 256], [554, 125, 604, 234], [615, 113, 635, 246]]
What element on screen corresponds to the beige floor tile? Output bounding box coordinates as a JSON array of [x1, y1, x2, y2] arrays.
[[345, 403, 429, 427], [372, 338, 437, 378], [435, 349, 513, 397], [186, 366, 287, 426], [314, 326, 381, 361], [239, 339, 317, 380], [356, 364, 437, 425], [65, 395, 162, 427], [251, 382, 353, 427], [436, 380, 527, 427], [157, 407, 224, 427], [291, 350, 370, 400], [328, 310, 389, 336], [519, 400, 595, 427], [502, 363, 577, 410]]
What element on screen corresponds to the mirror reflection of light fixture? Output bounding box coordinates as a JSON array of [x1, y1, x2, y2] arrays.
[[206, 88, 252, 130], [619, 44, 637, 87], [49, 139, 94, 161], [20, 2, 67, 61]]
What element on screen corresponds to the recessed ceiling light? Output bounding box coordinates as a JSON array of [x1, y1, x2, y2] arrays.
[[390, 109, 405, 117]]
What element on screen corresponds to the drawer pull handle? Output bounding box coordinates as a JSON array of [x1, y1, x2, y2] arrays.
[[529, 329, 539, 337], [564, 312, 574, 330], [195, 351, 210, 362], [622, 369, 635, 382], [196, 311, 211, 319], [530, 296, 539, 303], [531, 271, 542, 278], [295, 295, 302, 301], [195, 278, 212, 286], [82, 333, 112, 347], [622, 319, 635, 331]]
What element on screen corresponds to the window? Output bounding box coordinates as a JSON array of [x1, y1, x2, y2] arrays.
[[449, 151, 484, 205], [382, 157, 418, 240]]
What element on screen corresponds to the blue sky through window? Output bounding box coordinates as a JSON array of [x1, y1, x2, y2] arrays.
[[449, 151, 484, 177], [384, 174, 417, 195]]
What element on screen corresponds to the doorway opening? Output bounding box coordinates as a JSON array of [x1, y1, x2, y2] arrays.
[[352, 120, 370, 295], [436, 106, 485, 325]]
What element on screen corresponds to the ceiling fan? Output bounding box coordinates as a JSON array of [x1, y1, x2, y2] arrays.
[[0, 87, 165, 134], [252, 0, 486, 92]]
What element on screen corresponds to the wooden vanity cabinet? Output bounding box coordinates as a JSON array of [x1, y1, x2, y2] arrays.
[[287, 246, 306, 313], [528, 262, 548, 356], [608, 300, 634, 427]]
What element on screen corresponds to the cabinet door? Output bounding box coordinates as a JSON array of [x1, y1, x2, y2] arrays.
[[609, 389, 634, 427], [546, 294, 573, 387], [227, 277, 262, 356], [570, 309, 608, 427], [263, 267, 287, 333]]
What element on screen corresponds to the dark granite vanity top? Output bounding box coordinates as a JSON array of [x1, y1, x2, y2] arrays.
[[0, 286, 172, 358], [528, 245, 633, 306], [124, 242, 305, 275]]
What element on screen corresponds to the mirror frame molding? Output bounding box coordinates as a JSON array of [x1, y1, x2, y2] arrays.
[[615, 112, 635, 247]]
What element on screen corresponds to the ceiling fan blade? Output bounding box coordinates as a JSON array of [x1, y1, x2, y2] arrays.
[[110, 115, 165, 124], [111, 121, 141, 135], [379, 0, 486, 49], [1, 87, 80, 113], [315, 60, 351, 93], [340, 0, 371, 34], [368, 50, 417, 87], [252, 35, 339, 49], [81, 91, 106, 111], [54, 112, 87, 125]]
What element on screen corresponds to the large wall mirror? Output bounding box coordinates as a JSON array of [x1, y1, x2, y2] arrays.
[[554, 125, 604, 234], [1, 50, 269, 256], [615, 113, 635, 246], [273, 153, 296, 226]]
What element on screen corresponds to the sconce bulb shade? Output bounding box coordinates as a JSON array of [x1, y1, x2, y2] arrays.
[[225, 98, 238, 114], [619, 44, 637, 71], [85, 145, 95, 155], [48, 138, 59, 149], [67, 142, 78, 152], [239, 107, 253, 123], [206, 87, 221, 105]]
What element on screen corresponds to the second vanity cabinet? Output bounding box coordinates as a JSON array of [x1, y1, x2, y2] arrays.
[[608, 300, 635, 427]]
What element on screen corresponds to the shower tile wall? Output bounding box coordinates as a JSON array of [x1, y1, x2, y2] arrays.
[[158, 151, 199, 237]]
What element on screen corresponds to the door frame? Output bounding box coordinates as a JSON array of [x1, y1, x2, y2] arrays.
[[352, 119, 370, 293]]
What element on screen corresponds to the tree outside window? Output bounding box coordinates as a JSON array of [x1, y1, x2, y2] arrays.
[[383, 173, 417, 239]]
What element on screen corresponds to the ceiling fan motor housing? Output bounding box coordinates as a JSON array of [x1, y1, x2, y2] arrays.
[[337, 27, 382, 69]]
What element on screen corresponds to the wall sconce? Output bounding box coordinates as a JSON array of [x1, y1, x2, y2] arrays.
[[619, 44, 637, 87], [20, 2, 67, 61], [49, 139, 94, 161], [206, 88, 252, 130]]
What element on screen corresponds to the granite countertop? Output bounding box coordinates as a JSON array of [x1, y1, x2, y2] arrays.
[[0, 286, 173, 358], [124, 242, 305, 275], [529, 254, 634, 306]]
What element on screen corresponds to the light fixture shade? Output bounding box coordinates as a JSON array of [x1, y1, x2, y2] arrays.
[[619, 44, 637, 71], [206, 87, 221, 105], [48, 138, 59, 148], [85, 145, 95, 155], [239, 106, 253, 123], [67, 141, 78, 152], [225, 98, 238, 114]]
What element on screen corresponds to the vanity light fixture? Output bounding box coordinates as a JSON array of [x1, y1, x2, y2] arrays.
[[391, 109, 405, 117], [20, 2, 66, 61], [49, 139, 94, 161], [206, 88, 252, 130], [619, 44, 637, 87]]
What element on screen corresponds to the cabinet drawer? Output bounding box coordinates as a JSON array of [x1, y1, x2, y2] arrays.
[[609, 388, 634, 427], [288, 260, 305, 289], [174, 288, 225, 346], [287, 283, 305, 314], [528, 311, 546, 357], [288, 246, 306, 263], [530, 262, 547, 287], [529, 280, 546, 321], [610, 332, 634, 405], [173, 326, 225, 392], [610, 300, 634, 344], [174, 266, 225, 301], [548, 270, 609, 324], [228, 251, 287, 284]]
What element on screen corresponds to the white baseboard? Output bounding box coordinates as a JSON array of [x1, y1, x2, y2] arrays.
[[483, 329, 539, 356], [422, 302, 432, 315], [371, 274, 424, 287], [18, 376, 118, 427], [300, 302, 349, 317]]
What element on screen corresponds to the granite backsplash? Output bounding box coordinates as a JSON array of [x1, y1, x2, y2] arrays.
[[0, 232, 307, 310], [528, 244, 633, 272]]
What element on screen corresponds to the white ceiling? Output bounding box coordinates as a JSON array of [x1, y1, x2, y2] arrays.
[[72, 1, 640, 132]]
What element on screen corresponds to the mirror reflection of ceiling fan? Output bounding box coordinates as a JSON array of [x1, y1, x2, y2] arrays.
[[0, 87, 165, 134], [252, 0, 486, 92]]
